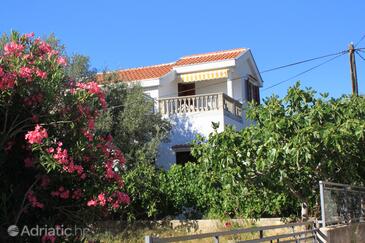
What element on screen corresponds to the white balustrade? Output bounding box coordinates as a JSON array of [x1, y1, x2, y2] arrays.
[[158, 93, 242, 119]]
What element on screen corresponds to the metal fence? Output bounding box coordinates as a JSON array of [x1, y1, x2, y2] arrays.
[[319, 181, 365, 227], [145, 221, 318, 243]]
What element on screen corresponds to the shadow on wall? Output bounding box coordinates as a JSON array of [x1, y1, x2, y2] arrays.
[[156, 114, 203, 170]]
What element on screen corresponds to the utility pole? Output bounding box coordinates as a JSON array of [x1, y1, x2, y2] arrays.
[[349, 43, 359, 96]]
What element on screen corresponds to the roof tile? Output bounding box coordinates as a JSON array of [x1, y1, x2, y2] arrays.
[[97, 48, 245, 83]]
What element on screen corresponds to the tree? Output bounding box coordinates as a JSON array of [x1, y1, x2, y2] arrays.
[[96, 80, 171, 168], [91, 75, 171, 220], [191, 83, 365, 218], [66, 54, 96, 81], [0, 31, 129, 241]]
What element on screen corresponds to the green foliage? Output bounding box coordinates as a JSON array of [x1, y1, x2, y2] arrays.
[[67, 54, 96, 81], [0, 31, 129, 241], [189, 82, 365, 218], [96, 82, 171, 167], [93, 78, 171, 220], [104, 82, 364, 221], [122, 162, 166, 221]]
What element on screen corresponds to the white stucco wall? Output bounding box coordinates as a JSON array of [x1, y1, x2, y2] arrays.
[[144, 54, 261, 169], [156, 110, 224, 169], [143, 86, 159, 100], [158, 71, 178, 98], [195, 78, 227, 95], [224, 114, 244, 130]]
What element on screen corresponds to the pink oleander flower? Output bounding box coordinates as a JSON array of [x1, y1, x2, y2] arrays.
[[87, 199, 97, 207], [224, 222, 232, 228], [25, 124, 48, 144], [88, 119, 95, 130], [27, 191, 44, 208], [57, 56, 67, 66], [24, 32, 35, 39], [98, 193, 106, 206], [0, 72, 16, 90], [47, 147, 54, 153], [38, 41, 52, 54], [23, 93, 43, 106], [115, 191, 130, 205], [35, 69, 47, 79], [41, 233, 56, 243], [53, 147, 69, 164], [0, 67, 4, 77], [72, 189, 83, 200], [4, 41, 24, 56], [60, 190, 70, 199], [19, 66, 33, 81], [82, 129, 93, 141], [76, 81, 107, 109], [48, 49, 59, 57], [80, 173, 86, 180]]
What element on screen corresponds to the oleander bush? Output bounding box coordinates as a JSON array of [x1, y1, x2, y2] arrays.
[[0, 31, 129, 242]]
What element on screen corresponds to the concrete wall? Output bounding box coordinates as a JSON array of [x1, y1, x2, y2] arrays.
[[318, 223, 365, 243], [95, 218, 285, 235], [143, 57, 256, 169], [224, 114, 244, 130], [195, 78, 227, 96], [156, 110, 224, 169], [158, 71, 178, 98]]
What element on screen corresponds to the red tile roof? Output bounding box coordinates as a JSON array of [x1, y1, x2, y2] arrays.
[[118, 63, 174, 82], [97, 48, 245, 83], [175, 48, 245, 66]]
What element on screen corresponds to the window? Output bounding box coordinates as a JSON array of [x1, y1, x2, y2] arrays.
[[172, 144, 197, 166], [176, 151, 196, 166], [246, 79, 260, 104]]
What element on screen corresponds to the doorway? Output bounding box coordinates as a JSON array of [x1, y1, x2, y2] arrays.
[[178, 83, 195, 96]]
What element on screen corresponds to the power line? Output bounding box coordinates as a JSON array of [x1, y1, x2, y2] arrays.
[[355, 34, 365, 47], [356, 50, 365, 61], [101, 47, 362, 106], [260, 50, 347, 73], [99, 48, 351, 102], [262, 52, 347, 92]]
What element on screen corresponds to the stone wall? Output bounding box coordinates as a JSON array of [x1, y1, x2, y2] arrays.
[[318, 222, 365, 243]]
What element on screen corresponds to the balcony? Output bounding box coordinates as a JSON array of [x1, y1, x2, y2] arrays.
[[158, 93, 243, 121]]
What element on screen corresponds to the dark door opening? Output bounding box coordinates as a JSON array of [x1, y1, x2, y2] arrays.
[[178, 83, 195, 96]]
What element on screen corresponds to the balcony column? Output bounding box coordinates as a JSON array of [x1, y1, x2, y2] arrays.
[[227, 71, 233, 98]]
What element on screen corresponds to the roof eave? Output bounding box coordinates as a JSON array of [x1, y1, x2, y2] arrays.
[[173, 59, 236, 74]]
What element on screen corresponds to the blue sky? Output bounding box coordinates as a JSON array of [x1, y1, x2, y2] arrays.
[[1, 0, 365, 99]]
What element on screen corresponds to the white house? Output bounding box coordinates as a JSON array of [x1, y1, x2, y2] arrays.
[[97, 48, 263, 169]]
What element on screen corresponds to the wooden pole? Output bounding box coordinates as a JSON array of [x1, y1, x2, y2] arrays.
[[349, 43, 359, 96]]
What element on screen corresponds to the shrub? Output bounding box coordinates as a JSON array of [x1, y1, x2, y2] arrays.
[[0, 32, 129, 241]]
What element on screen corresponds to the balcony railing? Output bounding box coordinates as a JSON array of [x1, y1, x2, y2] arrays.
[[158, 93, 242, 119]]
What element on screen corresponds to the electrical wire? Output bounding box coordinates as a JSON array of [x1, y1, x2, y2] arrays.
[[356, 50, 365, 61], [260, 50, 347, 73], [100, 47, 356, 106], [262, 52, 347, 92], [355, 34, 365, 47]]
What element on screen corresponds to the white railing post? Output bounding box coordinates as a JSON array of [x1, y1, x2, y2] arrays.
[[319, 181, 326, 227], [145, 235, 153, 243], [217, 93, 224, 110], [213, 236, 219, 243], [158, 93, 242, 118]]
